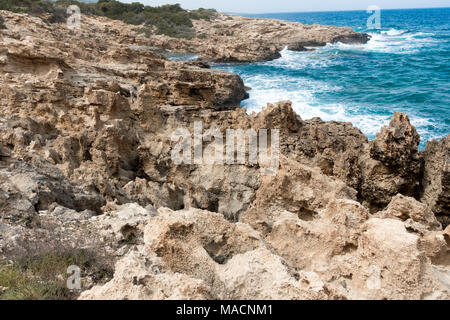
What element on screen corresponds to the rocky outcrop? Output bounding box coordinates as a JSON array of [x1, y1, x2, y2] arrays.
[[240, 156, 358, 234], [369, 113, 421, 171], [376, 194, 441, 232], [79, 207, 342, 300], [421, 136, 450, 227], [201, 39, 282, 63], [251, 101, 368, 191], [247, 103, 425, 212], [0, 10, 448, 300], [358, 113, 423, 210]]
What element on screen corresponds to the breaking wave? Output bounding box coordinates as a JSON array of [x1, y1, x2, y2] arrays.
[[214, 9, 450, 148]]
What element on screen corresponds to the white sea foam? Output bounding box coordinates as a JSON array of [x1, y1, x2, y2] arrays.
[[240, 67, 391, 137], [229, 30, 440, 143], [381, 28, 407, 36], [244, 88, 436, 140], [264, 47, 334, 70], [312, 29, 438, 55]]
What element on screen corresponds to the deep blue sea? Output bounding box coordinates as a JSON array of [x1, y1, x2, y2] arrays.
[[214, 8, 450, 148]]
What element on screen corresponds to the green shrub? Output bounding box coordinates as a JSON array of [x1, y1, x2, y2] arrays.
[[0, 0, 217, 38]]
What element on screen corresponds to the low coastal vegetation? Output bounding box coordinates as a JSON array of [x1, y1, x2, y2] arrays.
[[0, 0, 217, 38], [0, 0, 67, 23], [0, 247, 113, 300]]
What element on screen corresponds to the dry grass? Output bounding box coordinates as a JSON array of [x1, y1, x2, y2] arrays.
[[0, 247, 114, 300]]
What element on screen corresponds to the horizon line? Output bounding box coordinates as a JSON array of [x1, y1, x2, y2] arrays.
[[222, 6, 450, 15]]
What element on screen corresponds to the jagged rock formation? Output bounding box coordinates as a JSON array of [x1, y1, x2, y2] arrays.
[[0, 11, 449, 300], [79, 202, 450, 300]]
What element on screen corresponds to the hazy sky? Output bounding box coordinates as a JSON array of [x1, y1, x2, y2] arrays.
[[120, 0, 450, 13]]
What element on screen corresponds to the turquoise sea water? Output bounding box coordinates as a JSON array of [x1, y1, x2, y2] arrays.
[[213, 8, 450, 148]]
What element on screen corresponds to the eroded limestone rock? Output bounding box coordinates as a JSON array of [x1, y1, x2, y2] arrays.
[[0, 10, 448, 301]]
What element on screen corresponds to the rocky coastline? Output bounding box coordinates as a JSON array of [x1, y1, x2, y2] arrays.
[[0, 10, 449, 300], [148, 12, 370, 63]]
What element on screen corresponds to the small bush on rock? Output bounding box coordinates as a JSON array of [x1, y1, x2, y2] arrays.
[[0, 15, 6, 30]]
